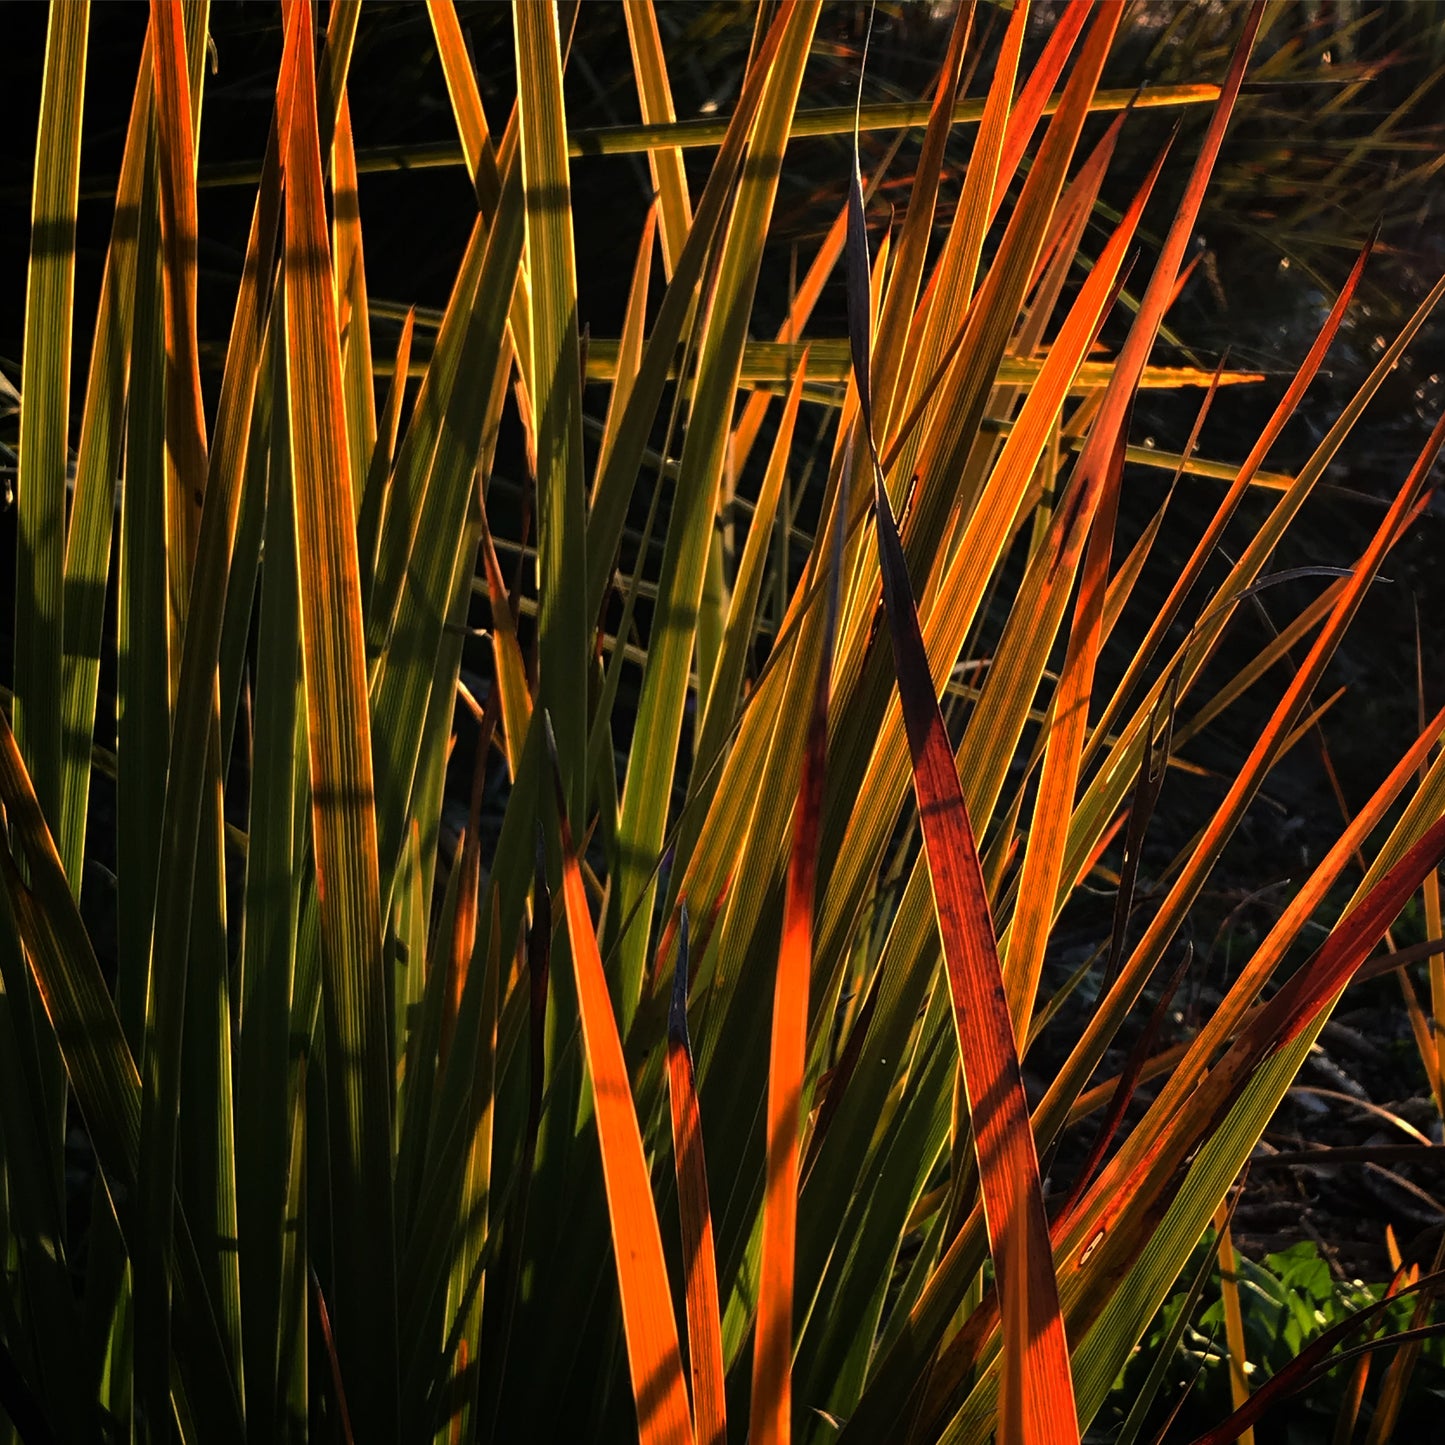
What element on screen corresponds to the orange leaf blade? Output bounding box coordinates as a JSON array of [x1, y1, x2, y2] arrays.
[[546, 721, 693, 1445], [874, 473, 1079, 1444], [751, 478, 845, 1445]]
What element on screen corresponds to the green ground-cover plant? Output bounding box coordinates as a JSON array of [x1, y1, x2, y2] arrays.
[[4, 2, 1445, 1443], [1101, 1237, 1445, 1444]]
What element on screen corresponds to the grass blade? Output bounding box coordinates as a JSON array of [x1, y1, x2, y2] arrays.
[[0, 707, 244, 1441], [1065, 408, 1445, 1264], [623, 0, 692, 277], [480, 510, 532, 784], [667, 908, 726, 1445], [333, 89, 375, 519], [151, 0, 208, 653], [283, 0, 396, 1430], [0, 713, 139, 1223], [582, 2, 796, 624], [356, 305, 413, 604], [515, 0, 589, 828], [867, 0, 972, 435], [751, 476, 843, 1445], [1214, 1205, 1255, 1445], [850, 86, 1077, 1424], [9, 25, 91, 1415], [116, 71, 170, 1056], [872, 470, 1078, 1445], [236, 315, 302, 1442], [135, 0, 304, 1417], [595, 204, 657, 486], [16, 0, 87, 843], [12, 0, 88, 1276], [432, 754, 503, 1440], [178, 80, 1226, 191], [1044, 429, 1445, 1432], [690, 354, 809, 801], [607, 0, 820, 1029], [365, 154, 523, 914], [427, 0, 501, 212], [545, 718, 693, 1445], [60, 22, 150, 887], [278, 1064, 309, 1436], [0, 904, 86, 1437], [1359, 1232, 1445, 1445]]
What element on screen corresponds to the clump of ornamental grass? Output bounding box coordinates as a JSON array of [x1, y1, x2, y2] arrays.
[[3, 3, 1445, 1444]]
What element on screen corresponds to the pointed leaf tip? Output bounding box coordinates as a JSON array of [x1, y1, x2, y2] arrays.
[[542, 707, 567, 822]]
